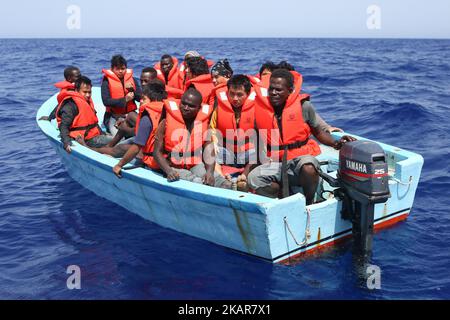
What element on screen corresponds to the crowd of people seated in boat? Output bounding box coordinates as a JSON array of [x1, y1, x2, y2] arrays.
[[40, 51, 355, 204]]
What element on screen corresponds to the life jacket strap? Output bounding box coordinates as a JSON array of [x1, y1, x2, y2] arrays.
[[164, 146, 203, 158], [69, 123, 99, 138], [267, 138, 309, 152]]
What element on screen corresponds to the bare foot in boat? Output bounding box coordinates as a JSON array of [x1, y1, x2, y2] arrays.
[[75, 135, 87, 146]]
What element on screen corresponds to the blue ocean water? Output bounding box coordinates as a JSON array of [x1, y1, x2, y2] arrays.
[[0, 38, 449, 299]]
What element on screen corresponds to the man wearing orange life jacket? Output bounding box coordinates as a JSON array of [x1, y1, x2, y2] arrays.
[[112, 82, 168, 177], [247, 69, 356, 204], [155, 54, 183, 89], [56, 76, 111, 153], [101, 55, 142, 136], [209, 75, 258, 192], [154, 54, 184, 100], [39, 66, 81, 121], [79, 80, 168, 159], [140, 67, 158, 86], [253, 61, 295, 89], [183, 57, 215, 104], [253, 61, 343, 134], [111, 67, 160, 140], [247, 61, 277, 89], [153, 88, 231, 188], [179, 51, 214, 89]]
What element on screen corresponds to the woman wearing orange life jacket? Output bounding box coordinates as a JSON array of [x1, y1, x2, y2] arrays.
[[101, 55, 142, 136], [183, 57, 215, 104], [210, 75, 258, 192], [152, 88, 231, 189], [247, 69, 355, 204], [208, 59, 234, 105], [112, 83, 168, 178]]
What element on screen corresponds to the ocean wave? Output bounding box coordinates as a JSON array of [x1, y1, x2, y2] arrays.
[[38, 56, 62, 63], [389, 62, 427, 73], [376, 101, 432, 120]]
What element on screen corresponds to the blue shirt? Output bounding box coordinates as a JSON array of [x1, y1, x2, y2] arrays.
[[134, 114, 153, 146]]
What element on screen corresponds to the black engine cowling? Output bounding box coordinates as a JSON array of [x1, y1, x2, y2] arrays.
[[339, 140, 390, 203], [320, 140, 391, 258]]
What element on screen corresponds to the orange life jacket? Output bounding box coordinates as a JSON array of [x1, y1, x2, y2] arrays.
[[155, 57, 182, 89], [184, 74, 215, 104], [254, 72, 321, 161], [252, 72, 304, 89], [209, 82, 227, 106], [215, 86, 257, 155], [135, 101, 165, 169], [166, 86, 184, 100], [56, 91, 101, 141], [164, 99, 213, 169], [258, 74, 271, 89], [55, 80, 75, 90], [247, 75, 262, 86], [102, 69, 137, 115], [178, 59, 214, 88], [55, 81, 75, 104]]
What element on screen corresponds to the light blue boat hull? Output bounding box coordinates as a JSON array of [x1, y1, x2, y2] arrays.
[[37, 88, 424, 263]]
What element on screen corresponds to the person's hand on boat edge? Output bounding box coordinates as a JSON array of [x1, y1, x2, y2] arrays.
[[167, 169, 180, 182], [333, 135, 357, 150], [64, 142, 72, 154], [203, 172, 215, 186], [113, 164, 122, 178], [39, 116, 50, 121]]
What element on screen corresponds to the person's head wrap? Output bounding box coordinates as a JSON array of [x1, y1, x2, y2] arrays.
[[211, 59, 233, 78], [184, 50, 201, 59]]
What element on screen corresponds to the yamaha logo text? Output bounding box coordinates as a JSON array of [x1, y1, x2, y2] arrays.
[[346, 160, 368, 173]]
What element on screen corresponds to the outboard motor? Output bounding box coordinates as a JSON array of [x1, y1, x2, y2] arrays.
[[320, 141, 390, 258]]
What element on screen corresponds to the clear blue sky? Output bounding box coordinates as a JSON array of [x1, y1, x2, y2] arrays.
[[1, 0, 449, 38]]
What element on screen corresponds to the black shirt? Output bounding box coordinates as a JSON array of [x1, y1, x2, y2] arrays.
[[57, 99, 79, 147], [101, 76, 142, 111]]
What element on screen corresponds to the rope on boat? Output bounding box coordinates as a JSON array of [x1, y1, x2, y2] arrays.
[[389, 175, 413, 185], [284, 208, 311, 247]]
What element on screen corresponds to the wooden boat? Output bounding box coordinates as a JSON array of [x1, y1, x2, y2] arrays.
[[36, 88, 424, 263]]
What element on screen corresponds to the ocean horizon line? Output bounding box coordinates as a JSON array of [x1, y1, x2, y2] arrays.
[[1, 36, 449, 41]]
